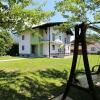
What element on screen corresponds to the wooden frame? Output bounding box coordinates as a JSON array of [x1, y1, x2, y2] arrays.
[[62, 23, 98, 100]]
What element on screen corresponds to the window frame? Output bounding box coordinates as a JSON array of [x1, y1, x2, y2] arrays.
[[59, 36, 61, 40], [52, 45, 55, 50], [91, 47, 96, 51], [22, 35, 25, 40], [52, 33, 55, 41], [22, 45, 25, 51]]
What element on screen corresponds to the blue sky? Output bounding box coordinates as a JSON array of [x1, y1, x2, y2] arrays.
[[27, 0, 74, 40], [27, 0, 64, 22]]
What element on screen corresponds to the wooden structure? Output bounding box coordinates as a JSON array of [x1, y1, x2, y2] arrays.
[[62, 23, 100, 100]]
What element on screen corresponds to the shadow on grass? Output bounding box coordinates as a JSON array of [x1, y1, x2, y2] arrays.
[[0, 69, 68, 100], [37, 69, 68, 79], [0, 70, 31, 100], [0, 69, 100, 100]]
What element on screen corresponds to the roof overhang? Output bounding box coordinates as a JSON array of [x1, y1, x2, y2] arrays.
[[32, 22, 73, 35], [32, 22, 63, 29]]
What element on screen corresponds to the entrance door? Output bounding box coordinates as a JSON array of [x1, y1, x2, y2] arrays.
[[31, 45, 36, 54]]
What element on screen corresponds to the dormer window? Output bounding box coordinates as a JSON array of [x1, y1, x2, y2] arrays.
[[22, 35, 24, 40]]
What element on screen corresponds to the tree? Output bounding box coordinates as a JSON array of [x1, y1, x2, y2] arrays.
[[86, 30, 100, 43], [55, 1, 100, 100], [55, 0, 100, 32], [0, 0, 53, 55], [0, 30, 13, 55], [0, 0, 53, 33]]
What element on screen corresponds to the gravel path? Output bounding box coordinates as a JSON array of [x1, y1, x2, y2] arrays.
[[53, 94, 73, 100], [0, 58, 26, 62]]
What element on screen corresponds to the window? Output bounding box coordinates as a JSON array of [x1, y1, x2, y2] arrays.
[[65, 38, 67, 43], [52, 33, 55, 41], [68, 46, 69, 50], [59, 36, 61, 40], [58, 48, 61, 53], [22, 45, 24, 50], [91, 47, 96, 51], [22, 35, 25, 40], [52, 45, 55, 50]]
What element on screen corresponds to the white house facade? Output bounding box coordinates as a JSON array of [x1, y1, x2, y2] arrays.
[[87, 42, 100, 54], [19, 22, 73, 58]]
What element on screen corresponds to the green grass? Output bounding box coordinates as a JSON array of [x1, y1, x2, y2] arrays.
[[0, 56, 21, 60], [0, 55, 99, 100]]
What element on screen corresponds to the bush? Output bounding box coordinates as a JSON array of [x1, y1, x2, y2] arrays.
[[7, 44, 19, 56], [0, 31, 13, 56]]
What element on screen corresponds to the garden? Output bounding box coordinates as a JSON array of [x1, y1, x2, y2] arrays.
[[0, 55, 99, 100]]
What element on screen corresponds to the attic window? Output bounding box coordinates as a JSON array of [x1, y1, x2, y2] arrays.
[[22, 35, 25, 40]]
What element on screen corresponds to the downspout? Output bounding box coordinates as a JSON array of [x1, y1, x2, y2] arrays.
[[49, 27, 50, 58]]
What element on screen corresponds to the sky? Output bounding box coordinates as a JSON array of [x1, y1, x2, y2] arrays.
[[27, 0, 100, 41], [27, 0, 73, 41], [27, 0, 65, 22], [41, 0, 65, 22]]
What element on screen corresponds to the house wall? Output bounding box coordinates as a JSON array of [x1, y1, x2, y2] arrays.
[[65, 44, 71, 55], [19, 33, 31, 55], [87, 43, 100, 54], [18, 25, 71, 58], [31, 34, 40, 45], [42, 27, 71, 57], [30, 33, 41, 57], [70, 42, 100, 54], [43, 43, 49, 57]]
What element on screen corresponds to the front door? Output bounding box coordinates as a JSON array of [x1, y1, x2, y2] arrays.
[[31, 45, 36, 54]]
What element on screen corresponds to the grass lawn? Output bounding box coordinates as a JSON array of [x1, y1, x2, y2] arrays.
[[0, 56, 21, 60], [0, 55, 99, 100]]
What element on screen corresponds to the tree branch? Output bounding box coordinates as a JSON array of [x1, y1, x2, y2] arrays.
[[89, 21, 100, 25], [89, 25, 100, 33]]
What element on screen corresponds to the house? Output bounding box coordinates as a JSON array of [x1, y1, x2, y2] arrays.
[[71, 40, 100, 54], [87, 42, 100, 54], [19, 22, 73, 58]]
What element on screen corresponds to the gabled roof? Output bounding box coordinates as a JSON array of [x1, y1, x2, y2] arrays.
[[32, 22, 63, 29], [32, 22, 73, 35]]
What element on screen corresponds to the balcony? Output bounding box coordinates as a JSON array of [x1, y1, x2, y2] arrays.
[[41, 39, 64, 45]]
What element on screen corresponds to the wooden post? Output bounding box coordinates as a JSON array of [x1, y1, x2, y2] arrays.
[[62, 23, 97, 100], [49, 27, 50, 58], [62, 25, 80, 100]]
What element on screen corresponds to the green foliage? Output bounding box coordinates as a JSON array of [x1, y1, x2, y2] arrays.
[[94, 12, 100, 20], [0, 0, 53, 34], [0, 0, 53, 55], [0, 30, 13, 55], [55, 0, 100, 28], [86, 33, 100, 43]]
